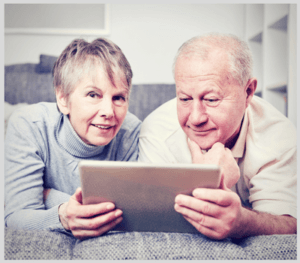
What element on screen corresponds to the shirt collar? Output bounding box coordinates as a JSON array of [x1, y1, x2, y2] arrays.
[[231, 109, 249, 159]]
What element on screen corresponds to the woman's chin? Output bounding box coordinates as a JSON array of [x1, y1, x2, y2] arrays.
[[82, 136, 113, 147]]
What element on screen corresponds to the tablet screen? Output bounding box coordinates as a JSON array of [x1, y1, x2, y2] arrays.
[[79, 161, 220, 233]]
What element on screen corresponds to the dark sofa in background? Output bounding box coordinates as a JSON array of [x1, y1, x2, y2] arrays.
[[4, 55, 297, 260]]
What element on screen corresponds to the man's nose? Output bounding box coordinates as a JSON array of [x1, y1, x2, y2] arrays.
[[99, 97, 114, 119], [189, 101, 208, 125]]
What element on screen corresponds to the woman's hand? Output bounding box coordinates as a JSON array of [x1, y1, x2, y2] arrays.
[[58, 188, 123, 240]]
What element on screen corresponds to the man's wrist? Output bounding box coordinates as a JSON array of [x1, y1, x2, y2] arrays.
[[230, 206, 297, 239], [230, 206, 255, 239]]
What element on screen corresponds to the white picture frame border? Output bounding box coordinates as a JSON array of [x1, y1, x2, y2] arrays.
[[5, 4, 110, 36]]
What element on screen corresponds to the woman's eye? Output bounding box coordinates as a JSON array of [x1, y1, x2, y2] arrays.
[[88, 92, 100, 99], [113, 95, 127, 106], [114, 96, 125, 101]]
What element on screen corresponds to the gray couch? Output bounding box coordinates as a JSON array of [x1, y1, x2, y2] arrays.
[[4, 55, 297, 260], [4, 54, 176, 121], [5, 228, 297, 260]]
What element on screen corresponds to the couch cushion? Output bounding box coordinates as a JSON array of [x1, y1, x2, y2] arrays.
[[72, 231, 248, 260], [236, 234, 297, 260], [129, 84, 176, 121], [5, 64, 56, 104], [36, 54, 58, 74], [4, 228, 297, 260], [5, 228, 75, 260]]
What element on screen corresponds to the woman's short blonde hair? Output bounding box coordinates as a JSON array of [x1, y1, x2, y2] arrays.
[[53, 38, 133, 98]]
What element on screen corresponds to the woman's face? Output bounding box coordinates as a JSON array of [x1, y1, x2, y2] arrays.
[[57, 65, 129, 146]]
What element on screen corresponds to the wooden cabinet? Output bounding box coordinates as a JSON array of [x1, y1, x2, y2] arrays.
[[244, 4, 296, 127]]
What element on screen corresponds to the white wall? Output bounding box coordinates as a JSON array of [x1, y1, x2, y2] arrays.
[[5, 4, 245, 84]]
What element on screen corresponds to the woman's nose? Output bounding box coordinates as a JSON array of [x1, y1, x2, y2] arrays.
[[99, 98, 114, 119]]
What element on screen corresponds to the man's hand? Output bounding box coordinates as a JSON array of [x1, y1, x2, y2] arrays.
[[58, 188, 123, 240], [180, 139, 243, 239], [174, 178, 244, 240], [174, 178, 297, 239], [188, 139, 240, 189]]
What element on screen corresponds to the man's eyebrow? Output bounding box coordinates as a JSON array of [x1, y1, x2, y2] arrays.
[[176, 86, 189, 93], [204, 87, 221, 94]]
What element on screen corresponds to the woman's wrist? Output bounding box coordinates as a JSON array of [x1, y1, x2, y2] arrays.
[[43, 188, 51, 202], [58, 202, 70, 230]]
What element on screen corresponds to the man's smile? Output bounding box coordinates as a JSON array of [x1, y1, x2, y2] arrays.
[[188, 126, 215, 135]]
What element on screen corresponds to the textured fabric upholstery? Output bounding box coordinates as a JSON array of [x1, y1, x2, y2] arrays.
[[5, 228, 297, 260], [129, 84, 176, 121], [5, 63, 56, 105], [5, 228, 75, 260], [36, 54, 58, 73]]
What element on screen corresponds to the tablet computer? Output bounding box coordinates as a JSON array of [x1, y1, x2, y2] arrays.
[[79, 160, 220, 234]]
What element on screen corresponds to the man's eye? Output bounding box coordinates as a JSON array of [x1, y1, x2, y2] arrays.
[[204, 98, 219, 105], [180, 98, 190, 102]]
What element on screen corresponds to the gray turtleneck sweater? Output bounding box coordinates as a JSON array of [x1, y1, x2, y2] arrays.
[[5, 102, 141, 233]]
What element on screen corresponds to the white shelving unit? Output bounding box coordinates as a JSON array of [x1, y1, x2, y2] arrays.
[[244, 4, 297, 127]]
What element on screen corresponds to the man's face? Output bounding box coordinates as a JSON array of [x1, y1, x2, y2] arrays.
[[175, 49, 248, 150]]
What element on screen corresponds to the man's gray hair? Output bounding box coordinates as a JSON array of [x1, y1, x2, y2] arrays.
[[172, 33, 253, 87]]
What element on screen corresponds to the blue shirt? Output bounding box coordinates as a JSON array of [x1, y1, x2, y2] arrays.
[[5, 102, 141, 232]]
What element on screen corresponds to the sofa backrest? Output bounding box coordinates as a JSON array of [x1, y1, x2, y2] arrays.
[[129, 84, 176, 121], [5, 55, 176, 121], [5, 63, 57, 105]]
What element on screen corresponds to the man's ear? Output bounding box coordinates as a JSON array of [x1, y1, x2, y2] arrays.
[[56, 88, 70, 115], [245, 78, 257, 108]]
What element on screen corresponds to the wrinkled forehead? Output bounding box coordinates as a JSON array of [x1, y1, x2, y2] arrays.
[[175, 50, 230, 78]]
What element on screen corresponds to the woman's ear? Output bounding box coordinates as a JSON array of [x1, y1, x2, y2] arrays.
[[56, 88, 70, 115], [245, 78, 257, 108]]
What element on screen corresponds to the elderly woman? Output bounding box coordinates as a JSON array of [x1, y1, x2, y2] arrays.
[[5, 38, 141, 239]]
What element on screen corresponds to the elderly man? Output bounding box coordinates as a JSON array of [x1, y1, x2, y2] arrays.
[[138, 33, 296, 240]]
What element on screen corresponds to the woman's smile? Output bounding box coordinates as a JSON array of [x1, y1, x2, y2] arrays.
[[91, 123, 115, 134]]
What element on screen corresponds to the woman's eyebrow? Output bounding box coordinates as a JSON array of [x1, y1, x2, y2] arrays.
[[84, 85, 101, 90], [114, 90, 129, 97]]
